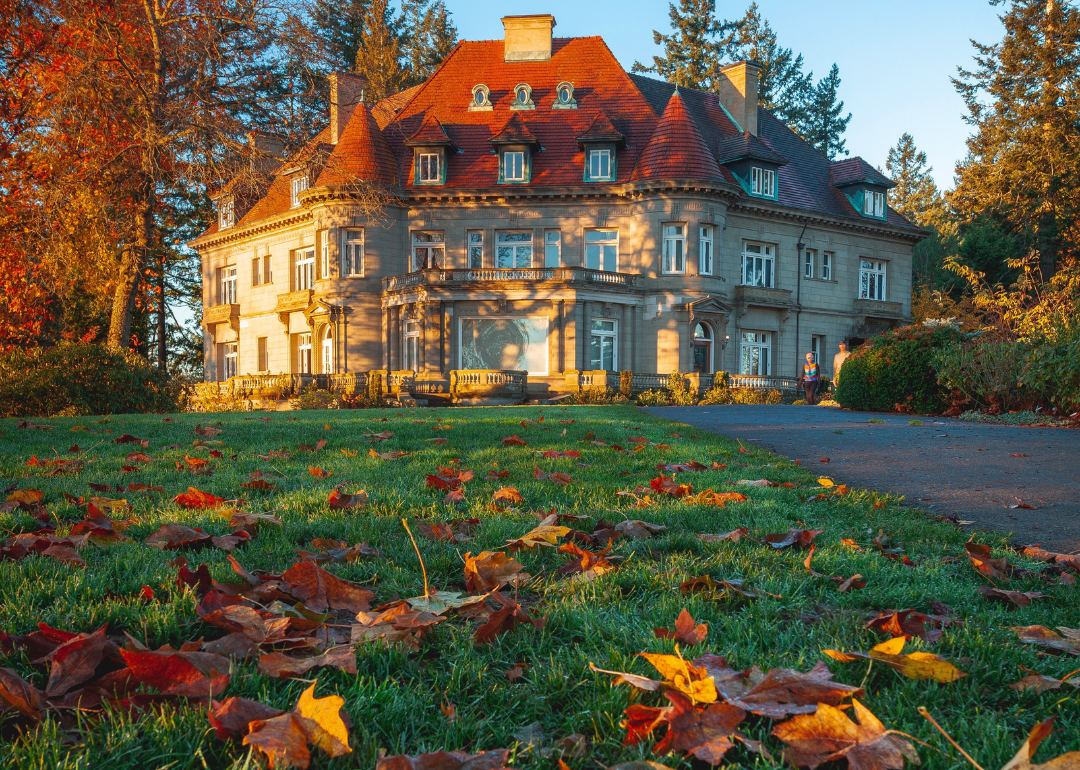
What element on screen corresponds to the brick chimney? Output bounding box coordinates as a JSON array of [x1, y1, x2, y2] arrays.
[[502, 14, 556, 62], [329, 72, 368, 145], [717, 61, 761, 136]]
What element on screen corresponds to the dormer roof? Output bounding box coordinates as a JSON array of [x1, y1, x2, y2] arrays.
[[489, 113, 540, 148], [630, 90, 722, 182], [575, 111, 625, 147], [830, 157, 895, 188], [716, 131, 788, 167], [404, 114, 457, 148]]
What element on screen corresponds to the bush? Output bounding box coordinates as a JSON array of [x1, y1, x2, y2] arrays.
[[566, 386, 629, 405], [835, 325, 964, 414], [619, 370, 633, 400], [0, 343, 174, 417], [696, 387, 782, 405], [636, 389, 672, 407], [290, 385, 342, 411]]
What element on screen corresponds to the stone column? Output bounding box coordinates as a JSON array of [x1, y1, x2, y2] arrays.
[[418, 301, 428, 372], [582, 300, 593, 370], [620, 304, 631, 372], [557, 300, 566, 373]]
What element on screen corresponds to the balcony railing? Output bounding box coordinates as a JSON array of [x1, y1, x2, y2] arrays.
[[727, 375, 801, 392], [275, 289, 313, 314], [383, 267, 638, 292], [203, 303, 239, 329]]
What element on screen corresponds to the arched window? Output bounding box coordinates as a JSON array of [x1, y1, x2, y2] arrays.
[[321, 327, 334, 374], [553, 81, 576, 109], [470, 84, 492, 111], [692, 322, 713, 374]]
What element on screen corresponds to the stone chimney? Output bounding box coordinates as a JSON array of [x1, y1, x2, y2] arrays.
[[502, 14, 556, 62], [717, 61, 761, 136], [329, 72, 368, 145]]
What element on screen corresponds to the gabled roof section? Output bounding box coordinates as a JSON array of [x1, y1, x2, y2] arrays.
[[371, 84, 424, 130], [404, 114, 456, 148], [489, 112, 539, 147], [230, 127, 331, 229], [316, 104, 398, 187], [630, 90, 722, 182], [716, 131, 788, 166], [575, 111, 625, 147], [830, 157, 895, 188]]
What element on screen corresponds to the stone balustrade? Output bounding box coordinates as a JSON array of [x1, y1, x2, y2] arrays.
[[383, 266, 637, 292]]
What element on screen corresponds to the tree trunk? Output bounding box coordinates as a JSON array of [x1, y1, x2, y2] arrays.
[[107, 180, 155, 349]]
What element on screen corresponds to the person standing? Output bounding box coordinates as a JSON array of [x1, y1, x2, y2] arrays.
[[833, 342, 850, 384], [801, 352, 820, 405]]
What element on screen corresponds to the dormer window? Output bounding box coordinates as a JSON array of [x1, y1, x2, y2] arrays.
[[511, 83, 534, 111], [864, 190, 886, 218], [290, 175, 308, 208], [502, 151, 527, 182], [553, 81, 577, 109], [416, 152, 443, 185], [470, 84, 492, 111], [588, 149, 613, 181], [218, 198, 234, 230], [751, 167, 775, 198]]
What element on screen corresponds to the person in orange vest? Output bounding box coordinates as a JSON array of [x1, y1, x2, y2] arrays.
[[801, 352, 820, 405]]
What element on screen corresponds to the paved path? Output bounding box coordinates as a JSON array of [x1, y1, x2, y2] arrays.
[[648, 405, 1080, 552]]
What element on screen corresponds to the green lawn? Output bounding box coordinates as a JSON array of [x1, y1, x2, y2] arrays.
[[1, 405, 1077, 770]]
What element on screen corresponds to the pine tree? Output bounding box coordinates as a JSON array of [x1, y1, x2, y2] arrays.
[[886, 133, 946, 228], [400, 0, 433, 82], [631, 0, 739, 90], [309, 0, 369, 71], [951, 0, 1080, 275], [354, 0, 407, 101], [422, 1, 458, 77], [802, 64, 850, 160], [724, 2, 812, 131]]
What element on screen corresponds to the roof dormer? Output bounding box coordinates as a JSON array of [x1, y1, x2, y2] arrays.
[[576, 112, 624, 183], [830, 157, 895, 221], [717, 132, 788, 202], [405, 115, 456, 186], [491, 114, 539, 184]]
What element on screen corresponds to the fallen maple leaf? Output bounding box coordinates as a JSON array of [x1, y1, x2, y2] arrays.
[[502, 435, 528, 446], [695, 655, 864, 718], [308, 466, 332, 479], [242, 681, 351, 768], [505, 517, 571, 552], [1011, 626, 1080, 656], [377, 750, 510, 770], [258, 648, 357, 679], [474, 591, 545, 644], [557, 541, 618, 580], [1000, 718, 1080, 770], [1008, 666, 1080, 694], [112, 434, 150, 448], [534, 467, 573, 486], [327, 490, 368, 509], [210, 697, 285, 740], [464, 551, 527, 593], [688, 490, 749, 507], [867, 610, 945, 642], [654, 609, 708, 646], [650, 475, 694, 498], [614, 519, 667, 538], [491, 487, 523, 505], [369, 449, 407, 460], [762, 529, 822, 550], [281, 561, 375, 613], [417, 519, 478, 543], [241, 479, 278, 491], [823, 637, 966, 682], [772, 699, 919, 770], [979, 586, 1048, 608], [653, 691, 752, 765], [193, 424, 223, 438], [698, 528, 751, 543], [173, 487, 225, 509], [680, 576, 774, 601], [119, 647, 230, 697]]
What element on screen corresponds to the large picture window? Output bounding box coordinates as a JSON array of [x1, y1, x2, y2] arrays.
[[343, 229, 364, 276], [412, 231, 444, 271], [585, 229, 618, 272], [294, 249, 315, 291], [496, 231, 532, 268], [460, 317, 549, 375], [740, 331, 771, 376], [742, 242, 774, 288], [590, 319, 617, 371], [859, 259, 887, 300], [662, 224, 686, 274]]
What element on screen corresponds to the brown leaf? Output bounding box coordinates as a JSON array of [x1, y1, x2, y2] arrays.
[[210, 696, 285, 740], [654, 609, 708, 646], [464, 551, 527, 593], [0, 667, 46, 721], [118, 648, 230, 697], [112, 434, 150, 447], [1008, 667, 1080, 694], [258, 647, 357, 679], [244, 713, 313, 768], [1000, 718, 1080, 770], [654, 691, 747, 766], [505, 517, 570, 552], [308, 467, 332, 479], [193, 424, 223, 438], [615, 520, 667, 538], [146, 524, 212, 550], [867, 610, 942, 642], [369, 449, 407, 460], [502, 435, 528, 446], [698, 528, 750, 543], [763, 529, 822, 550], [1011, 626, 1080, 656], [695, 656, 863, 718], [45, 625, 110, 697], [557, 541, 618, 580], [281, 561, 374, 613], [979, 586, 1048, 608], [491, 487, 523, 505], [505, 662, 528, 681], [417, 519, 478, 543], [376, 749, 511, 770], [474, 592, 544, 644], [680, 576, 774, 601], [327, 490, 367, 509], [173, 487, 225, 509], [772, 699, 919, 770]]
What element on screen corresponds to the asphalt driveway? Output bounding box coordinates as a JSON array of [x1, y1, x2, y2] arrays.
[[647, 405, 1080, 552]]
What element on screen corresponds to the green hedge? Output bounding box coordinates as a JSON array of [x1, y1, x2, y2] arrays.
[[0, 344, 174, 417], [835, 325, 964, 414]]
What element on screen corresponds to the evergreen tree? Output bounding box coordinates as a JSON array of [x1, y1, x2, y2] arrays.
[[724, 3, 812, 132], [631, 0, 739, 90], [354, 0, 408, 101], [422, 1, 458, 77], [886, 133, 946, 228], [951, 0, 1080, 275], [802, 64, 850, 160], [309, 0, 369, 72], [400, 0, 433, 82]]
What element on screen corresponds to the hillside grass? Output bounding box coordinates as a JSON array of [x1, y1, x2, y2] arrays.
[[1, 405, 1077, 770]]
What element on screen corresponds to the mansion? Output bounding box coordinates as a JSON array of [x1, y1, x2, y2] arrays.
[[192, 14, 923, 402]]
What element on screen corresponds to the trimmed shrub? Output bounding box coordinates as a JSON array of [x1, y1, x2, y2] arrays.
[[0, 344, 173, 417], [619, 370, 633, 400], [835, 325, 964, 414]]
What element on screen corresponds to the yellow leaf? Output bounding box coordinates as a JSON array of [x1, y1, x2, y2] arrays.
[[295, 682, 351, 758], [817, 478, 835, 487]]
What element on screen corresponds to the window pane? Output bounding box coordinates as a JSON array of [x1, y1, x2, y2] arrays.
[[585, 245, 599, 270], [603, 244, 617, 272], [592, 320, 615, 332], [497, 247, 513, 268]]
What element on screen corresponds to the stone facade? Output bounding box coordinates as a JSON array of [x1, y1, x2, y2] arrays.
[[192, 15, 923, 400]]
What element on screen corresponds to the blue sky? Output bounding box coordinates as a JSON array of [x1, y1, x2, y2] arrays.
[[448, 0, 1007, 191]]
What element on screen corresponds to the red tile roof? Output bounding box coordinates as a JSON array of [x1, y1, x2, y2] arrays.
[[405, 113, 456, 147], [630, 90, 722, 182], [317, 104, 399, 187], [489, 112, 539, 147]]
